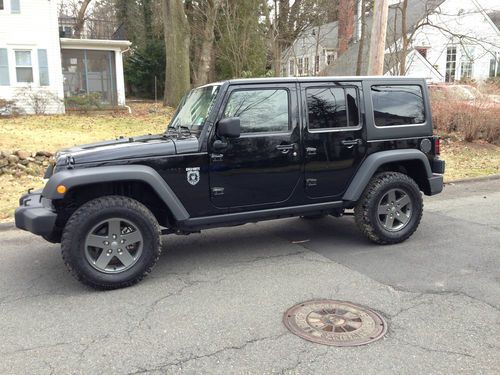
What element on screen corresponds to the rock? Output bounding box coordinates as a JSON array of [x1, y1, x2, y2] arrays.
[[16, 150, 30, 160], [19, 159, 29, 165], [36, 151, 53, 157], [16, 163, 27, 170], [0, 158, 8, 168], [35, 156, 46, 162], [7, 155, 19, 164], [14, 171, 23, 178], [1, 168, 10, 175]]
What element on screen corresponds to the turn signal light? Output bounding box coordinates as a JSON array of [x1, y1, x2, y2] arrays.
[[435, 138, 440, 155], [56, 185, 67, 194]]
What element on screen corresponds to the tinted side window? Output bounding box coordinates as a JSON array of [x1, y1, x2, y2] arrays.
[[371, 85, 425, 126], [223, 89, 289, 134], [306, 87, 359, 130]]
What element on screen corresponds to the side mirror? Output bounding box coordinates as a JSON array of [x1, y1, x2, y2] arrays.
[[216, 117, 240, 138]]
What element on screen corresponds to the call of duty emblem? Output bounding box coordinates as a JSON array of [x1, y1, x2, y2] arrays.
[[186, 167, 200, 186]]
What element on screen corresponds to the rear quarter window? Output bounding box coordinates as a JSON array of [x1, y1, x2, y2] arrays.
[[371, 85, 425, 126]]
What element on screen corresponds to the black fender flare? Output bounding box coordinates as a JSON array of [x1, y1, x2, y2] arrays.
[[42, 165, 190, 221], [342, 149, 433, 202]]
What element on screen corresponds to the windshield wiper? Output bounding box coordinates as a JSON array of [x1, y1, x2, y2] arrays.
[[176, 125, 192, 135]]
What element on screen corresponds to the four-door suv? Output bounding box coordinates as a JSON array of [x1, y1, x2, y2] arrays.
[[15, 77, 445, 289]]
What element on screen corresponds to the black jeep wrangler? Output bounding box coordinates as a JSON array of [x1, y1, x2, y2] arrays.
[[15, 77, 445, 289]]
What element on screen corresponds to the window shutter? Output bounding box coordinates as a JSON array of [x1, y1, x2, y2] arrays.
[[38, 49, 49, 86], [0, 48, 9, 86], [11, 0, 20, 13]]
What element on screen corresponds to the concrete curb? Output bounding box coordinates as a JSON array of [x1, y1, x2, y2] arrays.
[[445, 174, 500, 185], [1, 174, 498, 231], [0, 221, 15, 231]]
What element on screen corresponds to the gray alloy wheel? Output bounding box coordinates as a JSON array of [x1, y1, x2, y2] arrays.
[[376, 188, 413, 232], [84, 218, 144, 273]]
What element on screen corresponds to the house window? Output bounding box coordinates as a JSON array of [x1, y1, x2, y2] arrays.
[[15, 50, 33, 83], [289, 59, 294, 76], [304, 57, 309, 75], [326, 53, 335, 66], [306, 87, 360, 130], [490, 53, 499, 77], [0, 48, 9, 85], [281, 64, 287, 77], [416, 47, 428, 59], [445, 46, 457, 83], [460, 46, 474, 80], [11, 0, 20, 13], [297, 58, 303, 75], [315, 55, 320, 74], [38, 49, 49, 86]]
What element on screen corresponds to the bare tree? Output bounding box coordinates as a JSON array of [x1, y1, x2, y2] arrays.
[[73, 0, 93, 38], [163, 0, 191, 106], [356, 0, 368, 75], [188, 0, 223, 86]]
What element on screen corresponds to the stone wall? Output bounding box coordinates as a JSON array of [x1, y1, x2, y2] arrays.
[[0, 150, 54, 177]]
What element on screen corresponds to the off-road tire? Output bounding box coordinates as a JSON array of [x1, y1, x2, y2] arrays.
[[61, 196, 161, 289], [354, 172, 423, 245]]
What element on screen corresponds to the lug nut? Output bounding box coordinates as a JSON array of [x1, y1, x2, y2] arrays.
[[112, 234, 117, 239], [104, 241, 109, 245]]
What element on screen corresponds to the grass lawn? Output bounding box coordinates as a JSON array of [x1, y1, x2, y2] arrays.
[[0, 103, 498, 221]]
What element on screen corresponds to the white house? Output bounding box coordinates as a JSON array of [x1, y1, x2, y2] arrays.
[[284, 0, 500, 83], [0, 0, 130, 114]]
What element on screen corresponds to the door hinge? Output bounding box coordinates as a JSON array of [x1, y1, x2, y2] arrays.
[[210, 153, 223, 162], [211, 187, 225, 197], [306, 178, 317, 188]]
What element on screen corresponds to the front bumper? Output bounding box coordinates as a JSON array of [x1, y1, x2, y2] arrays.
[[15, 190, 57, 236]]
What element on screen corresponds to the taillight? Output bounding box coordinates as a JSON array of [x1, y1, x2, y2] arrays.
[[435, 138, 440, 155]]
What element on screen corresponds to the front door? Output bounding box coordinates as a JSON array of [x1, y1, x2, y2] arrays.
[[209, 84, 301, 209], [301, 81, 366, 199]]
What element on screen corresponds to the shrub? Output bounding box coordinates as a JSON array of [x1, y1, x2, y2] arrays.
[[14, 86, 62, 115], [0, 98, 22, 116], [64, 93, 102, 113]]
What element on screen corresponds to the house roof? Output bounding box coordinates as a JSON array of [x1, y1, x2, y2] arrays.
[[60, 38, 131, 51], [323, 0, 446, 76], [487, 11, 500, 31]]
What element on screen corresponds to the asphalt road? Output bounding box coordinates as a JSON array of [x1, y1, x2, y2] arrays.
[[1, 179, 499, 374]]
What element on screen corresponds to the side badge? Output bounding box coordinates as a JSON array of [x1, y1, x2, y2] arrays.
[[186, 167, 200, 186]]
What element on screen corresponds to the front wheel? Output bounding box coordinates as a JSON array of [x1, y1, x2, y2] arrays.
[[354, 172, 423, 244], [61, 196, 161, 289]]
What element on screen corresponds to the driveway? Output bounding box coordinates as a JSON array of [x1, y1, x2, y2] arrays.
[[0, 179, 499, 374]]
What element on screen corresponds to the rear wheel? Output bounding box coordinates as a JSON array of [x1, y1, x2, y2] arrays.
[[354, 172, 423, 244], [61, 196, 161, 289]]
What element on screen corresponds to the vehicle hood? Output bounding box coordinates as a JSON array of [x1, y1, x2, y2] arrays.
[[55, 134, 199, 166]]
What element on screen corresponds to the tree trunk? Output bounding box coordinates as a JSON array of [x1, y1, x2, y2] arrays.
[[399, 0, 409, 75], [73, 0, 92, 38], [367, 0, 388, 75], [163, 0, 191, 107], [338, 0, 356, 56], [356, 0, 367, 75], [193, 0, 222, 86]]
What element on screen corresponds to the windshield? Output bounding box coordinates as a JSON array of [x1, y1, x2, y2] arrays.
[[168, 85, 220, 134]]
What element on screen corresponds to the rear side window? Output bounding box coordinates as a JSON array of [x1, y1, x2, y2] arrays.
[[223, 89, 289, 134], [371, 85, 425, 126], [306, 87, 360, 131]]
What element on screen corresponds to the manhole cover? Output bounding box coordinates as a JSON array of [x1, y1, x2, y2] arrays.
[[283, 300, 387, 346]]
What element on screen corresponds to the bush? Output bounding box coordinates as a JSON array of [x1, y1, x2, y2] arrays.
[[64, 93, 102, 113], [432, 98, 500, 144], [0, 98, 22, 116], [14, 86, 62, 114]]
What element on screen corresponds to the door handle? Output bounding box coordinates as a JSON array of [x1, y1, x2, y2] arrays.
[[341, 139, 362, 147], [276, 144, 294, 154]]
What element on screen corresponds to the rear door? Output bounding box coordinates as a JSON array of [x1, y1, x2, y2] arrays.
[[208, 83, 302, 209], [301, 81, 366, 199]]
